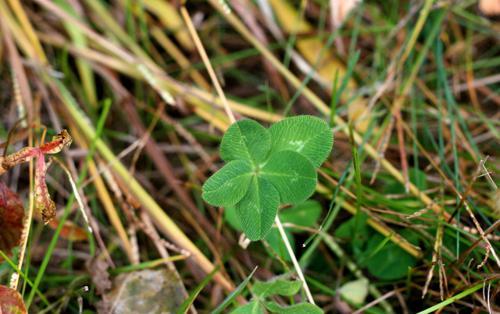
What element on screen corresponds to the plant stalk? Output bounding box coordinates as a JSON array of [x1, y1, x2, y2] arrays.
[[275, 216, 315, 304]]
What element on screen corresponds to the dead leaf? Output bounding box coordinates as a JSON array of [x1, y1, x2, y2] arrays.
[[1, 130, 72, 177], [268, 0, 371, 132], [39, 130, 72, 155], [143, 0, 195, 51], [0, 182, 25, 260], [0, 130, 73, 223], [48, 219, 87, 241], [34, 156, 56, 224], [479, 0, 500, 16], [0, 285, 27, 314], [330, 0, 362, 27], [1, 147, 38, 175]]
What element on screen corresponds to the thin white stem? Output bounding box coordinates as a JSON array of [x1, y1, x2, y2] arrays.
[[275, 216, 315, 304], [51, 157, 92, 233]]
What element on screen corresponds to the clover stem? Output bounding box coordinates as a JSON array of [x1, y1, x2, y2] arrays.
[[275, 216, 315, 304]]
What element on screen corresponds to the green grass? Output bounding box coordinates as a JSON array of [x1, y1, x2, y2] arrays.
[[0, 0, 498, 313]]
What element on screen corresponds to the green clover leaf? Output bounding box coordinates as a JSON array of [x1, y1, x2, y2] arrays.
[[268, 115, 333, 167], [220, 119, 271, 163], [202, 160, 253, 207], [236, 177, 279, 241], [202, 116, 333, 240], [261, 150, 317, 204]]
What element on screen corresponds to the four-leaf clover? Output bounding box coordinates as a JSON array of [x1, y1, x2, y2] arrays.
[[202, 116, 333, 240]]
